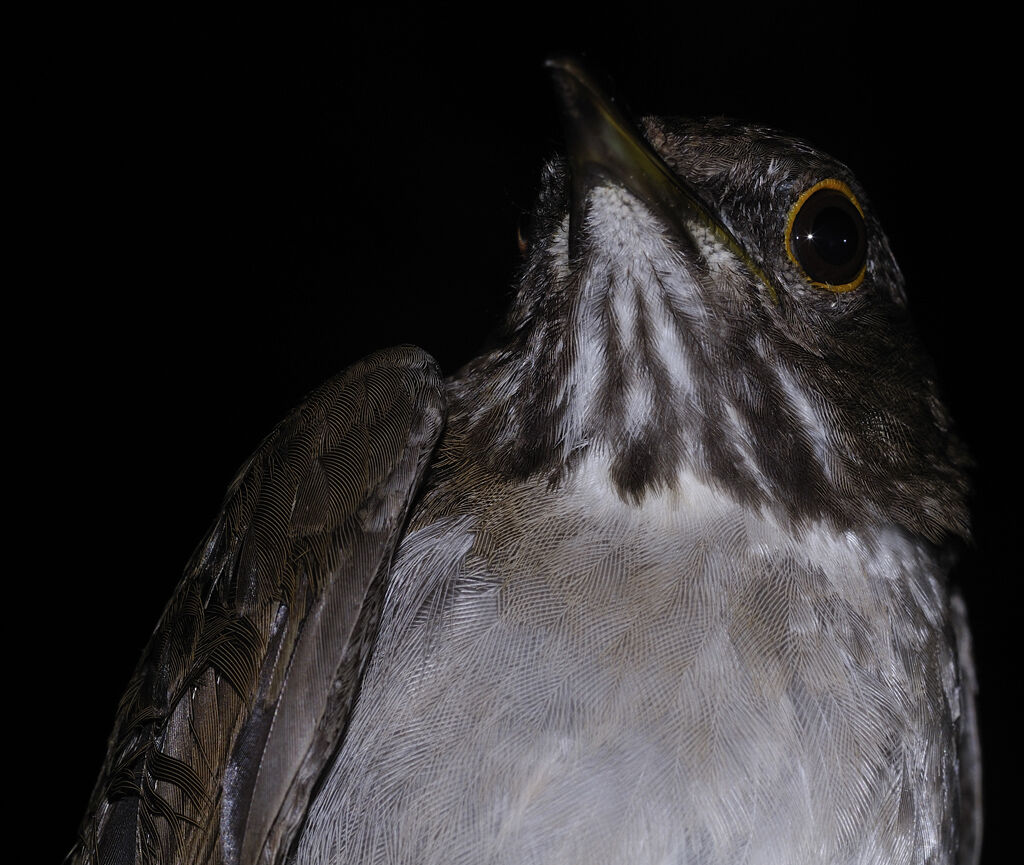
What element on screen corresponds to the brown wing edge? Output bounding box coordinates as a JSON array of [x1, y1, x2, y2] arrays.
[[952, 590, 982, 865], [69, 346, 446, 865]]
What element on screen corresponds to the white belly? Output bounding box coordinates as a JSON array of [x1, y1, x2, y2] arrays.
[[296, 463, 957, 864]]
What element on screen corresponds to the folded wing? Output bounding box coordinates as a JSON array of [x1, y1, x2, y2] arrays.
[[73, 346, 446, 865]]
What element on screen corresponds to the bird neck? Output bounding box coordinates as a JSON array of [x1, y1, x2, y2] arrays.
[[458, 199, 700, 503]]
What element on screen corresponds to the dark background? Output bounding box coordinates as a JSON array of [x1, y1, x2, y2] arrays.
[[36, 8, 1012, 862]]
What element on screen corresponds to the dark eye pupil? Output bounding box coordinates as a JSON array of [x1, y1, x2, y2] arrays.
[[807, 206, 859, 266], [789, 187, 867, 288]]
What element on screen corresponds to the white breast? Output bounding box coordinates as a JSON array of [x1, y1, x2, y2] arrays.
[[296, 456, 957, 864]]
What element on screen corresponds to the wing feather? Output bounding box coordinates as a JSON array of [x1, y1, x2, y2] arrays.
[[72, 346, 446, 865]]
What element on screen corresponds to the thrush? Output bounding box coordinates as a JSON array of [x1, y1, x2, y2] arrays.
[[71, 59, 981, 865]]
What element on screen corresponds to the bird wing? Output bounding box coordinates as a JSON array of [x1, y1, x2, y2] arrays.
[[72, 346, 446, 865]]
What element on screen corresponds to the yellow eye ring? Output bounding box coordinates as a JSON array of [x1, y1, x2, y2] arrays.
[[785, 178, 867, 293]]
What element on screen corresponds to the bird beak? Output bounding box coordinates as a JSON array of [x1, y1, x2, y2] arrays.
[[546, 56, 777, 302]]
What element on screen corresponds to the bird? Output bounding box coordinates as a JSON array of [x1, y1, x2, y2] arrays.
[[71, 58, 981, 864]]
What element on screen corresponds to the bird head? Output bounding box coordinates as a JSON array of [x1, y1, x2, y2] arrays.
[[460, 59, 969, 545]]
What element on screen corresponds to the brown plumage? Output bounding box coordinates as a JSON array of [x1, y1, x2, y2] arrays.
[[72, 348, 445, 863], [72, 59, 979, 864]]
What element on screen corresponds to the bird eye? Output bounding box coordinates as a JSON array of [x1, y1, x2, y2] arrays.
[[785, 179, 867, 292]]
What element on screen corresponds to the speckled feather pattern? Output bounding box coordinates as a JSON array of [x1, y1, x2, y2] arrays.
[[73, 111, 978, 865], [465, 118, 969, 544]]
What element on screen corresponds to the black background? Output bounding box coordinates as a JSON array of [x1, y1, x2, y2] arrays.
[[36, 8, 1013, 862]]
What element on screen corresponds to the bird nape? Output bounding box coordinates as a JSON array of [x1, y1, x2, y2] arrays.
[[72, 58, 980, 865]]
